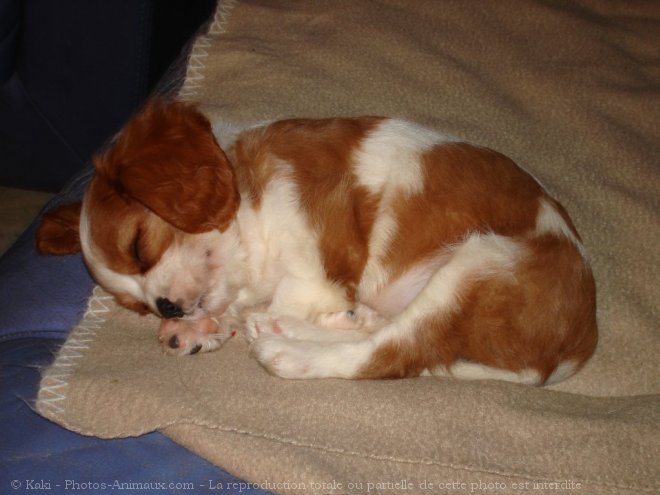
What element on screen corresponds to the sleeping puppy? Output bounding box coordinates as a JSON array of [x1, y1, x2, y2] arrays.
[[36, 99, 597, 384]]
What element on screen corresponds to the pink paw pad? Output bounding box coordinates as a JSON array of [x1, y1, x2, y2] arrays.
[[158, 317, 222, 355]]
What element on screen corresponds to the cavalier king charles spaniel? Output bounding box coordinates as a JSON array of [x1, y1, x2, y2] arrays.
[[36, 99, 597, 384]]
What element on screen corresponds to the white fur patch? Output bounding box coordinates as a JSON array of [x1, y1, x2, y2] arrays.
[[444, 361, 543, 385], [352, 119, 454, 196], [535, 198, 589, 261], [236, 167, 349, 319], [545, 360, 578, 385]]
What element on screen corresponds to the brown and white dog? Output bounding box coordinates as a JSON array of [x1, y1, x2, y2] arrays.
[[36, 100, 597, 384]]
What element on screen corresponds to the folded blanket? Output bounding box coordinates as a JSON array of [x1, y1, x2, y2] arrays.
[[38, 0, 660, 493]]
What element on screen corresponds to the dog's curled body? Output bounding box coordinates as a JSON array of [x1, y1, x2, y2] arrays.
[[36, 100, 597, 384]]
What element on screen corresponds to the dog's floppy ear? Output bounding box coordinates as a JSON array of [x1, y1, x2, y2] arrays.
[[35, 203, 82, 255], [96, 99, 240, 234]]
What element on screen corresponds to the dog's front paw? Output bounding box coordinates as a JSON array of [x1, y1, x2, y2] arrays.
[[158, 317, 235, 356]]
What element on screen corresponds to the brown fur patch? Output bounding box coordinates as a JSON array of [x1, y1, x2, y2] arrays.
[[455, 235, 596, 382], [383, 143, 545, 280], [95, 99, 240, 235], [230, 127, 279, 208]]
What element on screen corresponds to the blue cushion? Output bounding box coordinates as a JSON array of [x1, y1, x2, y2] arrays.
[[0, 169, 94, 342]]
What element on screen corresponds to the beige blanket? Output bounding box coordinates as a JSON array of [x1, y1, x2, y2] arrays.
[[38, 1, 659, 493]]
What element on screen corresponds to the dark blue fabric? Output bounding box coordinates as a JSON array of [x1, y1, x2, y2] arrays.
[[0, 0, 20, 84], [0, 1, 153, 192], [0, 338, 269, 494], [0, 0, 216, 192]]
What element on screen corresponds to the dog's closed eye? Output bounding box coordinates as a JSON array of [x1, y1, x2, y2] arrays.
[[131, 229, 149, 272]]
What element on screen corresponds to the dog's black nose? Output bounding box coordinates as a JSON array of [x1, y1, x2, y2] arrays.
[[156, 297, 184, 319]]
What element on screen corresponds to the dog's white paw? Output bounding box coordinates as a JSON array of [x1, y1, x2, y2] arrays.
[[250, 335, 316, 379], [250, 334, 369, 379], [159, 317, 236, 356]]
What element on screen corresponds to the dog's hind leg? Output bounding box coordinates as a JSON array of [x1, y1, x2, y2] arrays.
[[250, 233, 525, 380]]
